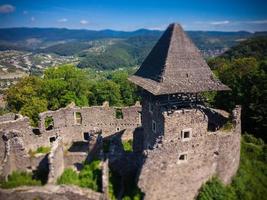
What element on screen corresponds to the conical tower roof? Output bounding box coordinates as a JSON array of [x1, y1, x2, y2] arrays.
[[129, 23, 230, 95]]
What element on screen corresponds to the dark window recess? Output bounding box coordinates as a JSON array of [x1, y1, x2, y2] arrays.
[[49, 136, 56, 143], [32, 128, 41, 135], [179, 154, 187, 161], [45, 116, 54, 131], [184, 131, 190, 138], [115, 108, 123, 119], [75, 112, 82, 125], [83, 132, 91, 141], [152, 120, 156, 132], [208, 123, 217, 132]]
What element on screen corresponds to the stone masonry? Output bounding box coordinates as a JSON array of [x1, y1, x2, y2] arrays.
[[136, 99, 241, 200], [0, 101, 141, 179]]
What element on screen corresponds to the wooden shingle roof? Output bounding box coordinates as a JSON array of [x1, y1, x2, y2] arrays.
[[129, 23, 230, 95]]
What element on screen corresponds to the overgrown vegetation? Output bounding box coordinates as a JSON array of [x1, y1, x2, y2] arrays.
[[57, 160, 102, 192], [0, 171, 42, 188], [28, 146, 51, 157], [222, 121, 233, 131], [206, 36, 267, 141], [197, 134, 267, 200], [4, 65, 139, 126]]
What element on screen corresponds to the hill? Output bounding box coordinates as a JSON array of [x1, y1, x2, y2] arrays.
[[0, 27, 258, 54], [1, 27, 267, 72], [221, 36, 267, 60]]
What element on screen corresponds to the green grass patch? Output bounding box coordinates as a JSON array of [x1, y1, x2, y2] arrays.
[[197, 134, 267, 200], [122, 140, 133, 152], [28, 146, 51, 157], [57, 159, 102, 192], [0, 171, 42, 189], [221, 121, 234, 131]]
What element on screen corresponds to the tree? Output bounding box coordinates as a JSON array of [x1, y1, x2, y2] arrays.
[[90, 80, 122, 106]]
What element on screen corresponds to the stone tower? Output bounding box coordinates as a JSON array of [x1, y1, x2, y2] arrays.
[[129, 23, 241, 200]]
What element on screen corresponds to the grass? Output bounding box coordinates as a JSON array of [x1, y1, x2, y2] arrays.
[[0, 171, 42, 189], [122, 140, 133, 152], [57, 159, 102, 192], [222, 121, 234, 131], [197, 134, 267, 200], [28, 146, 51, 157]]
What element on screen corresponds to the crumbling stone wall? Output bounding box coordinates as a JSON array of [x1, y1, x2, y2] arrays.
[[0, 102, 141, 177], [0, 129, 48, 179], [48, 137, 64, 184], [0, 113, 16, 122], [38, 102, 141, 145], [138, 105, 241, 200], [0, 184, 103, 200], [0, 117, 51, 151]]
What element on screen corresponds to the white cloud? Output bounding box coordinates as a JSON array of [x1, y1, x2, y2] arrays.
[[30, 17, 35, 22], [0, 4, 15, 14], [58, 18, 68, 23], [80, 19, 88, 25], [246, 20, 267, 24], [210, 20, 230, 25]]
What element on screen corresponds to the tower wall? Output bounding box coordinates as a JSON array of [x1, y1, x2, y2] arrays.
[[141, 97, 164, 149], [138, 106, 241, 200]]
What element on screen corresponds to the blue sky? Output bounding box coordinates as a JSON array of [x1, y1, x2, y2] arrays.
[[0, 0, 267, 31]]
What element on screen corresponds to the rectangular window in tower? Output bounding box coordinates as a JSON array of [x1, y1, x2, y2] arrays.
[[181, 128, 192, 141], [152, 120, 156, 133], [177, 153, 188, 164]]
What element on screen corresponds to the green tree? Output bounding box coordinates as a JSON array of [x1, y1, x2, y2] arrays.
[[90, 80, 122, 106], [110, 71, 139, 105]]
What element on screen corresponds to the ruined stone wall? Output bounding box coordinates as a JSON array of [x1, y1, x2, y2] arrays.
[[0, 184, 103, 200], [0, 113, 16, 122], [0, 102, 141, 177], [38, 102, 141, 145], [48, 137, 64, 184], [216, 106, 241, 184], [0, 129, 48, 179], [138, 106, 241, 200], [64, 152, 88, 169], [0, 117, 52, 151]]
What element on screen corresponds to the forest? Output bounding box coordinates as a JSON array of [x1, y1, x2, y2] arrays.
[[1, 36, 267, 199]]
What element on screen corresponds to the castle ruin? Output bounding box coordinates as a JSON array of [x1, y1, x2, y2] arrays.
[[0, 23, 241, 200]]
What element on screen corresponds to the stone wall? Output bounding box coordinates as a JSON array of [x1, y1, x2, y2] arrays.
[[0, 129, 48, 179], [37, 102, 141, 146], [0, 184, 103, 200], [47, 137, 64, 184], [0, 102, 141, 177], [138, 105, 241, 200], [0, 113, 16, 122]]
